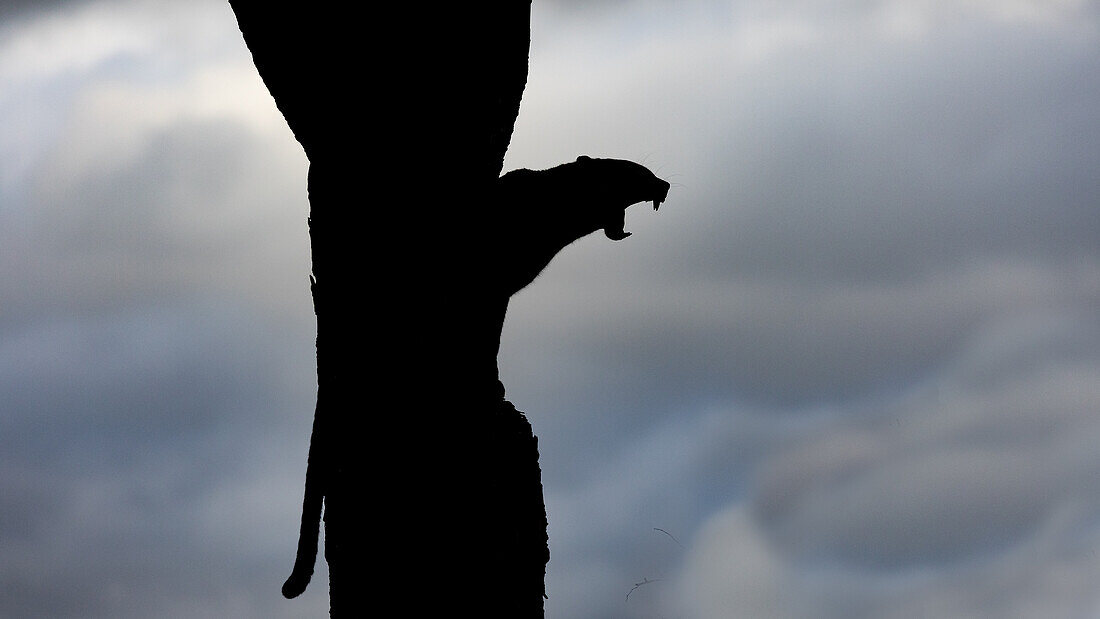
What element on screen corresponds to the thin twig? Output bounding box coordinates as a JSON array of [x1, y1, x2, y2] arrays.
[[653, 527, 682, 546], [626, 577, 663, 602]]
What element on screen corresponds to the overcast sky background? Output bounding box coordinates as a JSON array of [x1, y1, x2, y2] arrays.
[[3, 1, 1100, 617]]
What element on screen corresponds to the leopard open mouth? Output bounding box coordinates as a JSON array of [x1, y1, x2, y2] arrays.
[[604, 209, 632, 240], [603, 180, 672, 240]]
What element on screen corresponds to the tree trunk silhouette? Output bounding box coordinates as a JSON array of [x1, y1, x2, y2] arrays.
[[228, 3, 547, 616], [229, 4, 672, 616]]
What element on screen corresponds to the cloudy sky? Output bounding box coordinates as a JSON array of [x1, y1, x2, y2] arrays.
[[3, 0, 1100, 617]]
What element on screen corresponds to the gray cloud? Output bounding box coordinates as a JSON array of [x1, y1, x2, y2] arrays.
[[503, 0, 1100, 415], [674, 310, 1100, 617], [0, 304, 325, 618], [0, 0, 80, 20], [516, 0, 1100, 282], [1, 3, 321, 616], [6, 0, 1100, 618], [497, 2, 1100, 617]]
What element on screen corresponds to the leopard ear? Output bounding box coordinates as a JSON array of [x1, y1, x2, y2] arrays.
[[576, 155, 592, 163]]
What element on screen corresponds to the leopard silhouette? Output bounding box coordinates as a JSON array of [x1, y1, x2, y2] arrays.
[[281, 155, 671, 599]]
